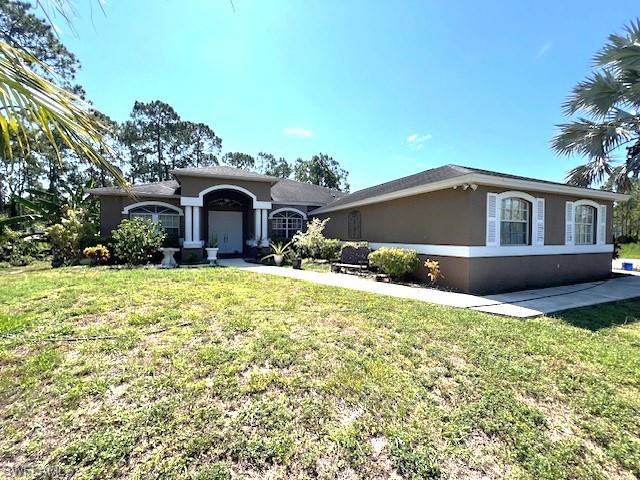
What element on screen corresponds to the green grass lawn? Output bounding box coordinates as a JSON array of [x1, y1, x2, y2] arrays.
[[1, 264, 639, 479], [620, 242, 640, 259]]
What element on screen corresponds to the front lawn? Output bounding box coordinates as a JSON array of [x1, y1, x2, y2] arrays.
[[1, 265, 639, 479], [620, 242, 640, 259]]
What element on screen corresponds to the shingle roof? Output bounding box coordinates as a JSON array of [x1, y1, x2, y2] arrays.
[[170, 166, 278, 182], [271, 178, 346, 205], [89, 180, 180, 197], [314, 164, 625, 213], [88, 166, 345, 205], [313, 165, 468, 211]]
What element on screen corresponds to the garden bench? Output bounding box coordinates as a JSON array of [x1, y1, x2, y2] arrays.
[[330, 246, 370, 274]]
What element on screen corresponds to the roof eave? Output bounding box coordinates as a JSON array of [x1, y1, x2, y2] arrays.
[[312, 173, 630, 214], [468, 173, 630, 202]]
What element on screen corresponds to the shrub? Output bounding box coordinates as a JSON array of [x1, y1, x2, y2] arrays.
[[368, 247, 420, 279], [292, 218, 329, 259], [617, 234, 638, 244], [424, 258, 444, 285], [112, 218, 166, 265], [0, 226, 43, 266], [340, 241, 369, 253], [83, 244, 111, 265], [319, 238, 342, 260], [47, 209, 95, 266]]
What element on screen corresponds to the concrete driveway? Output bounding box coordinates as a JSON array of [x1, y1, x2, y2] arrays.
[[219, 259, 640, 318]]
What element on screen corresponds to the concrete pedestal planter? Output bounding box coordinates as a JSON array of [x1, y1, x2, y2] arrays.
[[159, 247, 180, 268], [274, 254, 284, 266], [205, 247, 219, 265]]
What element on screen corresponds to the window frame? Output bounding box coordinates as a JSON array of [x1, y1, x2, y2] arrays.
[[499, 196, 532, 246], [126, 204, 182, 239], [574, 203, 597, 245], [270, 210, 305, 239]]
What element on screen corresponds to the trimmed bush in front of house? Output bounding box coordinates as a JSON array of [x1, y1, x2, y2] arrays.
[[319, 238, 342, 260], [112, 218, 166, 265], [368, 247, 420, 279]]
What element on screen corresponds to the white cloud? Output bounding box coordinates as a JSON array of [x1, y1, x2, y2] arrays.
[[405, 133, 432, 150], [283, 127, 313, 138], [535, 42, 552, 59]]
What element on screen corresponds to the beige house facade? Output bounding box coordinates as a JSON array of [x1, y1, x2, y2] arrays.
[[91, 164, 628, 294]]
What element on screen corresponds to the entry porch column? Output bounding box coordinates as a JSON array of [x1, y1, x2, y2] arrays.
[[260, 209, 269, 246], [181, 197, 204, 248], [254, 209, 261, 242], [193, 206, 201, 245]]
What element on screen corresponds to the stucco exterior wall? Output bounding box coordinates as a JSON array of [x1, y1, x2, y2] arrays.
[[468, 253, 612, 294], [176, 174, 272, 201], [317, 186, 614, 247], [98, 195, 183, 237], [468, 186, 614, 246], [317, 188, 473, 245]]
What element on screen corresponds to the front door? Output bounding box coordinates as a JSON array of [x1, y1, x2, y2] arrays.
[[209, 211, 243, 254]]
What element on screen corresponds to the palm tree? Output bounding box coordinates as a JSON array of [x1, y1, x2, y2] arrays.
[[0, 1, 126, 190], [552, 20, 640, 191]]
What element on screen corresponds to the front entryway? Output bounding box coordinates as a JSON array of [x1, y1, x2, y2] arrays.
[[209, 211, 243, 254]]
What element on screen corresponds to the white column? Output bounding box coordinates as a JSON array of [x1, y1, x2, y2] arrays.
[[261, 209, 269, 246], [185, 206, 193, 243], [254, 209, 261, 243], [193, 206, 201, 245]]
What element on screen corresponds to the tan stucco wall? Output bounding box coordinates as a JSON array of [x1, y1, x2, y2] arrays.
[[416, 252, 612, 294], [318, 185, 614, 246], [176, 174, 272, 201], [468, 186, 614, 246], [466, 253, 613, 294], [318, 188, 473, 245], [98, 195, 183, 237]]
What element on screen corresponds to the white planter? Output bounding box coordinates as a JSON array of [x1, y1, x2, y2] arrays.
[[159, 247, 180, 268], [205, 247, 219, 265], [274, 254, 284, 266], [246, 239, 258, 247]]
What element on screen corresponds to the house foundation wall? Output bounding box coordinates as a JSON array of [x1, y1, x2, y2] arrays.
[[417, 253, 613, 294]]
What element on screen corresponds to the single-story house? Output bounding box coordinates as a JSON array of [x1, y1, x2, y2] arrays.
[[90, 164, 629, 294]]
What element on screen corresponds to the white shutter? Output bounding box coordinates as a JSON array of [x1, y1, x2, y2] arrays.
[[565, 201, 574, 245], [597, 204, 607, 244], [486, 193, 499, 246], [534, 198, 545, 246]]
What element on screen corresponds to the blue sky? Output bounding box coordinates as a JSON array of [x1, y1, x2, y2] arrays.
[[60, 1, 639, 191]]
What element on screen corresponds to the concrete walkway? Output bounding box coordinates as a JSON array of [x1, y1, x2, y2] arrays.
[[218, 259, 640, 318]]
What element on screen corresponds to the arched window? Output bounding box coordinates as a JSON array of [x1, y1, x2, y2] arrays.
[[271, 210, 304, 239], [129, 205, 181, 239], [575, 205, 596, 245], [500, 197, 530, 245]]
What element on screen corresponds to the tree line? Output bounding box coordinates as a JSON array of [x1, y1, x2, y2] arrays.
[[0, 1, 348, 219]]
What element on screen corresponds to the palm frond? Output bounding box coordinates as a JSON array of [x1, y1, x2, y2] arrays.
[[594, 19, 640, 69], [562, 70, 624, 117], [0, 41, 128, 189], [551, 119, 634, 158], [565, 159, 612, 187], [609, 163, 634, 192], [0, 214, 41, 229]]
